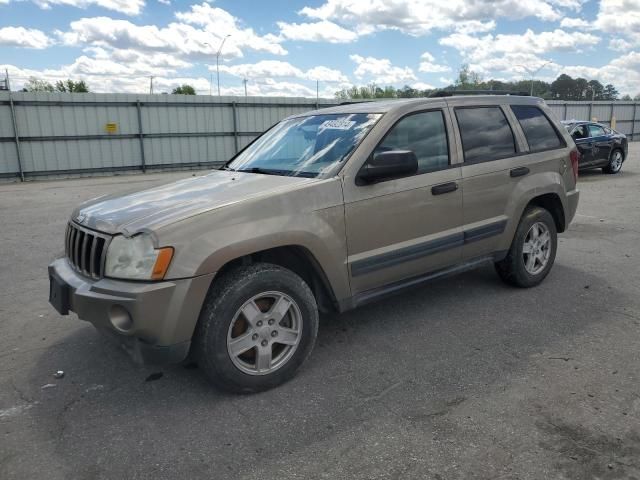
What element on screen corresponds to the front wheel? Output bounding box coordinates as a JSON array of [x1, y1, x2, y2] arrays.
[[495, 207, 558, 288], [194, 263, 319, 393], [603, 149, 624, 174]]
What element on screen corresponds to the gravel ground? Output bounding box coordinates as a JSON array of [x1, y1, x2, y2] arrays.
[[1, 145, 639, 480]]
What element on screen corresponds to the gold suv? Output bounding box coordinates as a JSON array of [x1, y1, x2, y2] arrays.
[[49, 95, 580, 392]]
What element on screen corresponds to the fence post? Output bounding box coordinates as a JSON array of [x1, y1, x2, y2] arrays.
[[8, 92, 25, 182], [136, 100, 147, 173], [232, 101, 239, 153], [632, 103, 637, 141], [563, 102, 568, 121], [588, 102, 593, 122]]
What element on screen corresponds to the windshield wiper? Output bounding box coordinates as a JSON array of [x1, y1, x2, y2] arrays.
[[236, 167, 290, 176]]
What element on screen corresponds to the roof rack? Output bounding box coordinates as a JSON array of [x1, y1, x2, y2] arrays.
[[338, 100, 374, 105], [429, 90, 530, 98]]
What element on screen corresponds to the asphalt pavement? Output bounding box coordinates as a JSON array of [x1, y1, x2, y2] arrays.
[[1, 146, 639, 480]]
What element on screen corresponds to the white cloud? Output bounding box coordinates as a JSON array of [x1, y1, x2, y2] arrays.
[[440, 29, 600, 63], [454, 20, 496, 34], [558, 51, 640, 95], [559, 17, 591, 28], [175, 2, 286, 56], [9, 0, 146, 15], [350, 54, 416, 84], [593, 0, 640, 47], [412, 81, 435, 90], [217, 60, 348, 83], [305, 65, 348, 82], [277, 20, 358, 43], [418, 52, 451, 73], [609, 38, 633, 51], [299, 0, 573, 36], [57, 5, 286, 62], [0, 26, 53, 49]]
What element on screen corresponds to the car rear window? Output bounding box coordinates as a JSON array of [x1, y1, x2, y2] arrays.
[[511, 105, 563, 152], [455, 107, 516, 163]]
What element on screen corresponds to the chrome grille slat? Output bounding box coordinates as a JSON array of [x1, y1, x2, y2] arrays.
[[65, 222, 111, 279], [80, 233, 89, 274]]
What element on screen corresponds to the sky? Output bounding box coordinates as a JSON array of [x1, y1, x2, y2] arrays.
[[1, 0, 639, 97]]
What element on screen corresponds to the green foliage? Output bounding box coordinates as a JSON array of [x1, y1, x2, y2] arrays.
[[335, 66, 624, 101], [55, 79, 90, 93], [171, 84, 196, 95], [22, 77, 54, 92]]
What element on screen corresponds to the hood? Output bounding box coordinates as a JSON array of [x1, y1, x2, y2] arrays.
[[72, 171, 315, 235]]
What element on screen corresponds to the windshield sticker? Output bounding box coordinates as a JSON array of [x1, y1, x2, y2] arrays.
[[320, 119, 356, 130]]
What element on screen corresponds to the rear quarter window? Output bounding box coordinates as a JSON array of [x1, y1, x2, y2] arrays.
[[455, 106, 516, 163], [511, 105, 563, 152]]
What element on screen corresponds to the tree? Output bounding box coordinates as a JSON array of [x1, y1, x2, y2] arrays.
[[55, 79, 89, 93], [22, 76, 54, 92], [172, 84, 196, 95], [634, 94, 640, 101], [620, 94, 632, 101], [454, 64, 482, 89], [587, 80, 604, 100], [602, 84, 619, 101]]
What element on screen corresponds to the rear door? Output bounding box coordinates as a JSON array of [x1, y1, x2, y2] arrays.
[[451, 103, 525, 261], [342, 107, 463, 295]]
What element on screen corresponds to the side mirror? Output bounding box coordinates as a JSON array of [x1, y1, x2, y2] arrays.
[[356, 150, 418, 185]]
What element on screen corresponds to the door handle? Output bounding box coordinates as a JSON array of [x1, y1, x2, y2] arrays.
[[510, 167, 530, 178], [431, 182, 458, 195]]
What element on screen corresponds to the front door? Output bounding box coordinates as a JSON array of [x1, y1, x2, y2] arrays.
[[572, 124, 595, 166], [587, 124, 612, 165], [342, 109, 463, 295]]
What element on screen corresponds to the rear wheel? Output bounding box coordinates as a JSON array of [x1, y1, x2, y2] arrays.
[[603, 149, 624, 174], [495, 207, 557, 288], [194, 263, 318, 393]]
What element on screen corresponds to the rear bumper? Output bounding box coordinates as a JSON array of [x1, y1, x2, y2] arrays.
[[48, 258, 214, 365], [566, 189, 580, 226]]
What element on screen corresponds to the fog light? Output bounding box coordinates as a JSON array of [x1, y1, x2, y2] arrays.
[[109, 305, 133, 332]]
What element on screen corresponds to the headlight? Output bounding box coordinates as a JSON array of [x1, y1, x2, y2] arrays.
[[105, 234, 173, 280]]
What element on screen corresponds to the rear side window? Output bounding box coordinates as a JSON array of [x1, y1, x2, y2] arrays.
[[511, 105, 563, 152], [588, 124, 606, 137], [374, 110, 449, 174], [455, 107, 516, 163]]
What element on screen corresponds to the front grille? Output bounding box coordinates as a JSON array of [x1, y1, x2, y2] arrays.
[[65, 222, 111, 279]]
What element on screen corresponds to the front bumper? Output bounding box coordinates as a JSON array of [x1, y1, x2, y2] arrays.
[[48, 257, 215, 365]]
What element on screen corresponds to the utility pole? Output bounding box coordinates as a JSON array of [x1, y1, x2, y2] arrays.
[[515, 61, 551, 96], [4, 68, 10, 91], [243, 78, 248, 97], [209, 73, 213, 96], [149, 76, 154, 95], [216, 35, 230, 97], [316, 80, 319, 102]]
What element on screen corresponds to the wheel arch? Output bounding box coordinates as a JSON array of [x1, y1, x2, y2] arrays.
[[213, 245, 340, 314], [525, 193, 566, 233]]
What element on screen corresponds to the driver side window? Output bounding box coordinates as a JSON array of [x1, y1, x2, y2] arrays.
[[572, 125, 589, 140], [374, 111, 450, 174]]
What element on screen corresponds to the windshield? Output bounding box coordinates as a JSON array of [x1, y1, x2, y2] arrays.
[[227, 113, 381, 178]]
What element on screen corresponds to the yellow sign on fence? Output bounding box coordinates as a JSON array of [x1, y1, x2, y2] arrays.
[[105, 122, 118, 133]]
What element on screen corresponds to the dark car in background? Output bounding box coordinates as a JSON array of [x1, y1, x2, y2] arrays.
[[562, 121, 628, 174]]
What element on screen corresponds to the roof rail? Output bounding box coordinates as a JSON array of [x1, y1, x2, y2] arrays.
[[429, 90, 530, 98], [338, 100, 373, 105]]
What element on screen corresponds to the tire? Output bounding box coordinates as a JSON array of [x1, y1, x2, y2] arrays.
[[495, 207, 558, 288], [194, 262, 318, 393], [603, 149, 624, 174]]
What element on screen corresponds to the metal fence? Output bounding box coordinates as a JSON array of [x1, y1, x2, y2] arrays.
[[1, 92, 638, 181], [0, 92, 338, 181]]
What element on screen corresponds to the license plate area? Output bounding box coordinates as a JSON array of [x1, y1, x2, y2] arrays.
[[49, 268, 70, 315]]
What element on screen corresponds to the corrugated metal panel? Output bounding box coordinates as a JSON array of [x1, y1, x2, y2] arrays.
[[0, 92, 636, 180]]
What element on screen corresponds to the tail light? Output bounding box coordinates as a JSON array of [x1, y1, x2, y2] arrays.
[[569, 148, 580, 182]]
